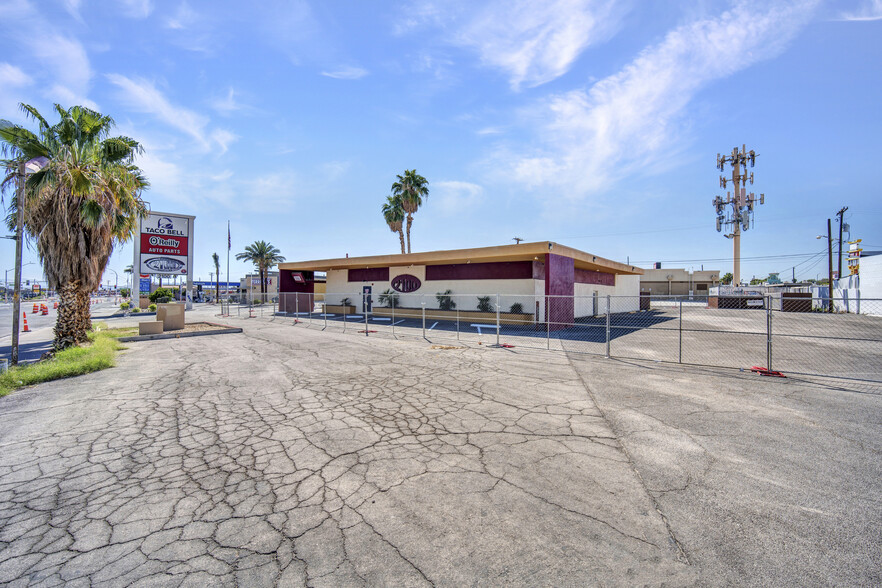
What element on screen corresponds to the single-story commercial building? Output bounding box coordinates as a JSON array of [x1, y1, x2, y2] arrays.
[[277, 242, 642, 329], [640, 268, 720, 296]]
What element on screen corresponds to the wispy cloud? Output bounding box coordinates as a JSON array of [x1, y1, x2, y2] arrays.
[[119, 0, 153, 18], [505, 0, 820, 198], [399, 0, 626, 90], [0, 62, 32, 87], [165, 1, 197, 29], [107, 74, 234, 154], [27, 33, 94, 107], [433, 180, 483, 215], [838, 0, 882, 20], [210, 87, 252, 116], [321, 66, 369, 80]]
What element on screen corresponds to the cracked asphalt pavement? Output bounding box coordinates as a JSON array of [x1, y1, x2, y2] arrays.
[[0, 306, 878, 586]]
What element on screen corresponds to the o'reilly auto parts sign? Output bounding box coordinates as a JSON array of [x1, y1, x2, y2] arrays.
[[138, 212, 194, 275]]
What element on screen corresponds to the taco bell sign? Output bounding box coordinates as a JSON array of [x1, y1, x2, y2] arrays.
[[134, 211, 195, 307]]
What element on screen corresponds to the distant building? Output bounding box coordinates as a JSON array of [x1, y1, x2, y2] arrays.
[[640, 268, 720, 296], [241, 271, 280, 300]]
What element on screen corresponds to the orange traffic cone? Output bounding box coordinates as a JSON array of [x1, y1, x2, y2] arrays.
[[32, 303, 38, 313], [53, 301, 58, 309], [22, 312, 29, 333], [41, 305, 48, 316]]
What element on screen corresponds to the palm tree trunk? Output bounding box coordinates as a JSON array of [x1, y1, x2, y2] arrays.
[[398, 229, 406, 254], [55, 281, 86, 350], [78, 288, 92, 334], [406, 213, 413, 254]]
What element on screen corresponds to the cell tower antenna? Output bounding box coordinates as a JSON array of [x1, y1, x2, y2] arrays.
[[712, 144, 765, 286], [513, 237, 524, 244]]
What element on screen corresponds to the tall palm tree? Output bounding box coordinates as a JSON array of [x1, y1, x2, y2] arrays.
[[0, 104, 148, 349], [123, 264, 133, 298], [211, 252, 220, 303], [235, 240, 285, 297], [381, 194, 406, 254], [390, 169, 429, 253]]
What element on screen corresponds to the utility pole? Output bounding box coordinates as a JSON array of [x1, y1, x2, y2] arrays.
[[713, 145, 764, 286], [827, 218, 833, 313], [836, 206, 848, 279]]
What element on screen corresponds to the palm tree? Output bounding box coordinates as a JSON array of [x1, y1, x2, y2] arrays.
[[0, 104, 148, 349], [211, 252, 220, 303], [123, 264, 133, 299], [381, 195, 406, 254], [235, 240, 285, 298], [390, 169, 429, 253]]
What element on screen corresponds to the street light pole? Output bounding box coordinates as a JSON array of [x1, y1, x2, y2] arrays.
[[11, 163, 24, 365], [827, 218, 834, 313]]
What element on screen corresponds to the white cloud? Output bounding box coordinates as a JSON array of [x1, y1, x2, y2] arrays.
[[107, 74, 216, 151], [211, 170, 234, 182], [210, 87, 246, 115], [120, 0, 153, 18], [506, 0, 820, 197], [210, 128, 238, 155], [399, 0, 626, 90], [838, 0, 882, 20], [165, 1, 197, 29], [0, 62, 32, 87], [321, 66, 369, 80], [476, 127, 503, 136], [433, 181, 483, 216], [25, 33, 93, 106]]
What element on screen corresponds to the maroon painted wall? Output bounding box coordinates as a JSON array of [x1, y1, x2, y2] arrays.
[[426, 261, 533, 281], [545, 254, 574, 330], [279, 270, 317, 313], [348, 267, 390, 282], [574, 267, 615, 286]]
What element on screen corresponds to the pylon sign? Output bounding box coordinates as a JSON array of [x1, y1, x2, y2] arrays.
[[134, 211, 195, 309], [137, 212, 194, 275]]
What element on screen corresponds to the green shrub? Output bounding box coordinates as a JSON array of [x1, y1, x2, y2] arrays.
[[120, 302, 130, 310], [148, 304, 157, 312], [509, 302, 524, 314], [341, 297, 352, 307], [477, 296, 492, 312], [378, 289, 399, 308], [131, 307, 141, 313], [149, 287, 175, 303], [436, 290, 456, 311]]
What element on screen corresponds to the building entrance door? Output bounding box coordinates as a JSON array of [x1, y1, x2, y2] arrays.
[[362, 286, 372, 313]]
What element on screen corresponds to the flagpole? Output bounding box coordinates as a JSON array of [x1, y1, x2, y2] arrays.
[[226, 220, 231, 302]]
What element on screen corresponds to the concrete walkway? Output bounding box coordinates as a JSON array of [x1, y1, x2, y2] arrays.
[[0, 307, 878, 585]]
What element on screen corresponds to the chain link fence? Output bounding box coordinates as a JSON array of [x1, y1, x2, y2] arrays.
[[260, 292, 882, 382]]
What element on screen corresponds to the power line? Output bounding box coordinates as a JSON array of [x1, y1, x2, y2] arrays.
[[631, 251, 824, 264]]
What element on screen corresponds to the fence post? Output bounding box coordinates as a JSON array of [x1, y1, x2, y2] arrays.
[[546, 295, 550, 350], [767, 295, 773, 371], [456, 303, 460, 341], [364, 298, 369, 336], [323, 296, 327, 330], [605, 295, 611, 358], [678, 299, 683, 364], [392, 296, 395, 337], [342, 299, 346, 332], [496, 293, 500, 346], [421, 300, 426, 339]]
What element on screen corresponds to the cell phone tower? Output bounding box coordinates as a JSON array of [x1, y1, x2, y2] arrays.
[[712, 145, 765, 286]]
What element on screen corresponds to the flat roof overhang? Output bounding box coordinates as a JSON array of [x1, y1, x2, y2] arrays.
[[278, 242, 643, 276]]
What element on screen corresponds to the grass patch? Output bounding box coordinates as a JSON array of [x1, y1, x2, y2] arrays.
[[0, 326, 124, 397]]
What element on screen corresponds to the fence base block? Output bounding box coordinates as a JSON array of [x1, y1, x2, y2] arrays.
[[750, 366, 786, 378]]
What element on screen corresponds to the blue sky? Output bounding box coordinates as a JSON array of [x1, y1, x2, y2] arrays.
[[1, 0, 880, 288]]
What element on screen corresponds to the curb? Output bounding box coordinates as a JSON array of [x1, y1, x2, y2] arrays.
[[117, 322, 243, 343]]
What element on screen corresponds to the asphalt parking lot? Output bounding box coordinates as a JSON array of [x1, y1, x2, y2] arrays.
[[0, 305, 879, 586]]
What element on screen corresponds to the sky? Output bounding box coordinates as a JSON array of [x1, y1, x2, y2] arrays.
[[0, 0, 881, 288]]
